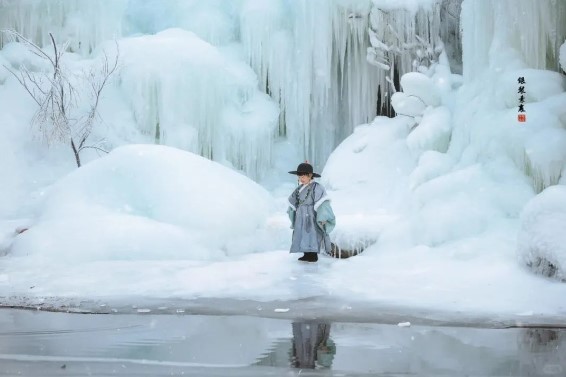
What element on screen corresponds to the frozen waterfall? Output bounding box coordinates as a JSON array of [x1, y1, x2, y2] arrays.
[[4, 0, 564, 180], [0, 0, 455, 178]]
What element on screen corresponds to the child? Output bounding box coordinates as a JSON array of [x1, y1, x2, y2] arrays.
[[287, 162, 335, 262]]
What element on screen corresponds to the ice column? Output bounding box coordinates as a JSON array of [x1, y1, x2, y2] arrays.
[[0, 0, 127, 55], [240, 0, 383, 170], [461, 0, 566, 81], [240, 0, 444, 170]]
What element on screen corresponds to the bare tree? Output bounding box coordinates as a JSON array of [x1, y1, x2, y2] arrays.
[[1, 30, 118, 167]]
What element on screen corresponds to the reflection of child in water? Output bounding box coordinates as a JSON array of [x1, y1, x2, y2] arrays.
[[291, 321, 336, 369]]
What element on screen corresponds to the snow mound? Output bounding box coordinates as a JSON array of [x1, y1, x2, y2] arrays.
[[322, 116, 415, 250], [495, 69, 565, 108], [11, 145, 272, 262], [518, 185, 566, 281], [400, 72, 441, 107], [406, 106, 451, 153]]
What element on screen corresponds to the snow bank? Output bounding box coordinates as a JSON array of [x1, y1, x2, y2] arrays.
[[518, 185, 566, 281], [322, 116, 416, 250], [11, 145, 272, 262], [410, 159, 532, 246]]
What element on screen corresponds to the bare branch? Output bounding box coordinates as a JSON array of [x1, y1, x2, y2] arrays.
[[3, 29, 119, 167], [2, 65, 44, 106], [78, 145, 109, 154], [0, 29, 55, 66]]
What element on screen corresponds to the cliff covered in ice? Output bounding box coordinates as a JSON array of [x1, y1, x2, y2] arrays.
[[0, 0, 458, 176]]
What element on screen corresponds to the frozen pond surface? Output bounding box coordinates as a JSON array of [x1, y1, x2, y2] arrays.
[[1, 309, 565, 376]]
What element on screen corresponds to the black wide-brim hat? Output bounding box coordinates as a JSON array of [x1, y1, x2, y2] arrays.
[[288, 162, 321, 178]]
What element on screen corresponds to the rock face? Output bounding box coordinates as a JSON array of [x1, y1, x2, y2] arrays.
[[327, 242, 364, 259], [517, 185, 566, 281], [525, 257, 563, 281]]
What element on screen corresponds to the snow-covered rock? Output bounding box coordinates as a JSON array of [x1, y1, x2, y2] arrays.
[[11, 145, 272, 262], [391, 92, 427, 117], [495, 69, 566, 109], [518, 185, 566, 281], [322, 116, 415, 251], [400, 72, 441, 107], [406, 106, 452, 153]]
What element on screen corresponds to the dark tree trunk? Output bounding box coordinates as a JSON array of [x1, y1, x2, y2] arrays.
[[71, 139, 81, 167]]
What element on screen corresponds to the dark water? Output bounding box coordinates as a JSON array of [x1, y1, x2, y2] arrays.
[[0, 309, 565, 376]]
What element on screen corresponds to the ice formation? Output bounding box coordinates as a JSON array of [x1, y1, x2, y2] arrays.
[[10, 145, 273, 261], [0, 0, 452, 176], [518, 185, 566, 281], [114, 29, 279, 179], [0, 0, 127, 55], [452, 0, 566, 194], [461, 0, 566, 81]]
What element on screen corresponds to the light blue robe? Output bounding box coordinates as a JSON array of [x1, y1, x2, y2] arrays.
[[287, 182, 335, 254]]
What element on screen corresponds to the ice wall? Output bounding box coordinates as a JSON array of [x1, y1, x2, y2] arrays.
[[451, 0, 566, 193], [239, 0, 377, 169], [439, 0, 462, 74], [115, 29, 279, 179], [0, 0, 127, 55], [461, 0, 566, 81], [0, 0, 447, 177], [240, 0, 445, 170]]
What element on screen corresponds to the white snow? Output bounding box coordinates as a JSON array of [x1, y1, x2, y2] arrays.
[[518, 185, 566, 281], [391, 92, 427, 117], [406, 106, 451, 153], [10, 145, 273, 262], [400, 72, 441, 107], [461, 0, 566, 81], [1, 0, 566, 324]]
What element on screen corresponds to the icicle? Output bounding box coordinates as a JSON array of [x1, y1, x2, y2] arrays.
[[367, 2, 442, 112], [240, 0, 383, 171], [0, 0, 127, 55], [461, 0, 566, 81], [239, 0, 290, 137]]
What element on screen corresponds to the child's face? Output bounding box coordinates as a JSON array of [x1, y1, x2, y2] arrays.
[[298, 173, 312, 185]]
